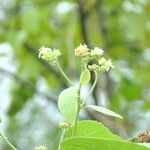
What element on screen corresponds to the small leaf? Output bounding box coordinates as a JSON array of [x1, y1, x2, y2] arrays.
[[65, 120, 122, 141], [85, 105, 123, 119], [58, 86, 78, 124], [80, 68, 91, 85]]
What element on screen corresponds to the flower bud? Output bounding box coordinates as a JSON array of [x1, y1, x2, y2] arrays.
[[59, 122, 70, 130], [88, 64, 100, 72], [91, 47, 104, 57], [132, 131, 150, 143], [35, 146, 48, 150], [98, 57, 114, 71]]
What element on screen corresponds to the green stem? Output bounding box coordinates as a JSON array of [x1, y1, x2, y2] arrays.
[[72, 84, 81, 137], [56, 62, 73, 86], [81, 71, 98, 107], [0, 132, 17, 150], [58, 129, 66, 150]]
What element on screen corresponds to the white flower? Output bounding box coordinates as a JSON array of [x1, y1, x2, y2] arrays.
[[35, 146, 47, 150], [106, 59, 115, 70], [98, 57, 107, 65], [98, 57, 114, 71], [91, 47, 104, 57], [75, 44, 89, 56], [39, 46, 61, 64], [59, 122, 70, 129], [39, 46, 52, 59], [88, 64, 100, 71]]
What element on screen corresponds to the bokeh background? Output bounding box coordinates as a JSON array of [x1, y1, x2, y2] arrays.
[[0, 0, 150, 149]]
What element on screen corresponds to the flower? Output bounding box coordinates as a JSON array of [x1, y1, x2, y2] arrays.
[[39, 46, 61, 64], [35, 146, 47, 150], [91, 47, 104, 57], [59, 122, 70, 129], [75, 44, 89, 57], [88, 64, 100, 71], [98, 57, 107, 66], [39, 46, 52, 59], [98, 57, 114, 71]]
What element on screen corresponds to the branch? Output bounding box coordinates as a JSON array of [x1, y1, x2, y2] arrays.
[[0, 67, 57, 104], [77, 0, 89, 44], [95, 0, 110, 49], [95, 0, 113, 99]]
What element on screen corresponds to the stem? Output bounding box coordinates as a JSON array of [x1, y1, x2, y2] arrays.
[[58, 129, 66, 150], [72, 84, 81, 137], [81, 71, 98, 107], [56, 62, 73, 86], [0, 132, 17, 150]]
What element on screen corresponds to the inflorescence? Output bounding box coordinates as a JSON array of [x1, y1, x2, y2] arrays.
[[39, 44, 114, 72]]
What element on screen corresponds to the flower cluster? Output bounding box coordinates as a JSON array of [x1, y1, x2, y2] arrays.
[[38, 44, 114, 72], [35, 146, 48, 150], [59, 122, 70, 129], [75, 44, 114, 72], [39, 46, 61, 64], [75, 44, 90, 57]]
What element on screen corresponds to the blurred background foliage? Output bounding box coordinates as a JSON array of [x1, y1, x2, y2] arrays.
[[0, 0, 150, 149]]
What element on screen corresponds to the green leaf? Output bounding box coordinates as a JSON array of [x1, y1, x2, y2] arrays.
[[80, 69, 91, 85], [66, 120, 122, 141], [138, 144, 150, 149], [61, 138, 150, 150], [58, 86, 78, 124], [85, 105, 123, 119]]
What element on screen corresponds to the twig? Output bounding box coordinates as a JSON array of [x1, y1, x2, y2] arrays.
[[0, 67, 57, 104], [81, 71, 98, 106], [77, 0, 89, 44], [56, 62, 73, 86], [0, 132, 17, 150], [95, 0, 114, 99], [72, 84, 81, 137], [58, 129, 66, 150]]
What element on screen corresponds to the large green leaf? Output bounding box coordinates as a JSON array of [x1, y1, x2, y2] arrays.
[[85, 105, 123, 119], [58, 86, 78, 124], [138, 144, 150, 149], [66, 120, 122, 140], [61, 138, 150, 150]]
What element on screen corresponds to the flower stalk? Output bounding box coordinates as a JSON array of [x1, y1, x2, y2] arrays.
[[58, 129, 66, 150], [0, 131, 17, 150], [81, 71, 98, 107], [72, 84, 81, 137], [56, 62, 73, 86]]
